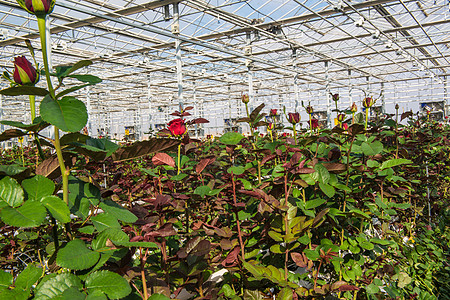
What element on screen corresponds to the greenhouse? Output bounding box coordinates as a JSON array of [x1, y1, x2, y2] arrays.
[[0, 0, 449, 299]]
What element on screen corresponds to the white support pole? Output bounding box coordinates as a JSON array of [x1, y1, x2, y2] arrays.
[[348, 70, 353, 108], [248, 66, 254, 112], [147, 74, 152, 132], [86, 86, 91, 135], [381, 82, 385, 114], [173, 3, 183, 110], [325, 61, 331, 128], [444, 76, 448, 117], [294, 74, 299, 112]]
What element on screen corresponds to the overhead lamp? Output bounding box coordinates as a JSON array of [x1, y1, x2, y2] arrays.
[[354, 16, 364, 27], [371, 29, 380, 39], [395, 49, 403, 56], [0, 28, 8, 40], [385, 41, 393, 48], [333, 0, 344, 11]]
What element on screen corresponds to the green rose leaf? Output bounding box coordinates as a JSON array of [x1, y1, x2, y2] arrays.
[[0, 86, 49, 96], [219, 132, 245, 145], [22, 175, 55, 201], [0, 177, 24, 208], [319, 182, 335, 198], [361, 140, 383, 156], [34, 273, 82, 299], [91, 213, 121, 232], [0, 270, 12, 288], [148, 294, 171, 300], [40, 95, 88, 132], [85, 270, 131, 299], [380, 158, 412, 170], [0, 201, 46, 228], [99, 200, 137, 223], [15, 263, 43, 291], [56, 239, 100, 270], [41, 195, 71, 224]]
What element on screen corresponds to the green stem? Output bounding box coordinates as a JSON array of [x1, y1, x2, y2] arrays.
[[292, 124, 297, 145], [177, 144, 181, 175], [365, 108, 370, 130], [309, 115, 312, 135], [54, 128, 69, 204], [29, 95, 36, 121], [37, 17, 54, 98], [38, 17, 68, 205], [20, 142, 25, 167], [245, 103, 254, 137]]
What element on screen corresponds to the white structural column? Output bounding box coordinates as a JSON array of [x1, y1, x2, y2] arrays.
[[248, 66, 254, 112], [294, 74, 299, 112], [86, 86, 91, 135], [147, 74, 153, 131], [173, 3, 183, 110], [348, 70, 353, 107], [325, 61, 331, 128], [444, 76, 448, 117], [193, 81, 198, 138], [0, 88, 3, 148], [381, 82, 385, 114]]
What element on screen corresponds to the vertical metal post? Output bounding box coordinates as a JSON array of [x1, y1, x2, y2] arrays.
[[0, 89, 3, 149], [86, 86, 91, 135], [381, 82, 385, 114], [173, 3, 183, 110], [325, 61, 331, 128], [248, 66, 254, 112], [147, 74, 152, 132], [294, 74, 299, 112], [45, 16, 53, 71], [193, 81, 198, 138], [444, 75, 448, 117], [348, 70, 352, 107]]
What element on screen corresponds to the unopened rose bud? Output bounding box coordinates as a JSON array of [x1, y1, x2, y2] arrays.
[[288, 112, 300, 124], [395, 103, 399, 110], [241, 94, 249, 104], [362, 97, 374, 108], [306, 105, 313, 114], [13, 56, 38, 85], [337, 113, 345, 122], [270, 109, 277, 116], [351, 102, 357, 113], [18, 0, 55, 16]]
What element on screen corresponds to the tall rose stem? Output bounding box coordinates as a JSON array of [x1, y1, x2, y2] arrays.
[[177, 144, 181, 175], [365, 108, 370, 130], [37, 17, 68, 205], [292, 124, 297, 145]]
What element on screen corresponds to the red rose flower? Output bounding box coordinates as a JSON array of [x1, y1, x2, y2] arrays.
[[288, 112, 300, 124], [13, 56, 38, 85], [342, 123, 349, 130], [311, 118, 319, 129], [168, 118, 186, 136], [270, 109, 277, 116]]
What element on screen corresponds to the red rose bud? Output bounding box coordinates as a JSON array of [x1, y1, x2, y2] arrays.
[[362, 97, 374, 108], [288, 112, 300, 124], [20, 0, 55, 16], [311, 118, 319, 129], [13, 56, 38, 85], [270, 109, 277, 116], [351, 102, 357, 113], [268, 123, 274, 130], [241, 94, 249, 104], [395, 103, 399, 110], [331, 93, 339, 102], [306, 105, 313, 114], [337, 113, 345, 122], [168, 118, 186, 136], [342, 123, 349, 130]]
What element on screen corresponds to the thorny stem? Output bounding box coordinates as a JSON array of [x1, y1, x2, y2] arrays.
[[292, 124, 297, 145], [38, 17, 69, 205], [177, 144, 181, 175], [231, 173, 245, 261], [365, 107, 370, 130], [283, 174, 290, 281], [140, 247, 148, 300]]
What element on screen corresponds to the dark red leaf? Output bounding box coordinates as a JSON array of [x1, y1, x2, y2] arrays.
[[152, 152, 176, 167]]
